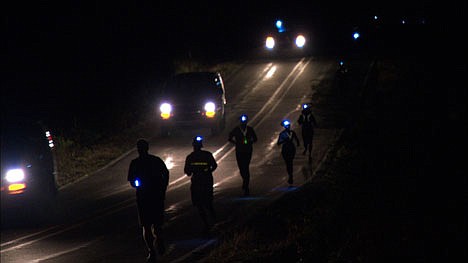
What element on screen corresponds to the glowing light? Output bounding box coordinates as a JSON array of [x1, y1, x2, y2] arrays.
[[275, 20, 285, 32], [5, 169, 25, 183], [8, 183, 26, 193], [353, 32, 360, 40], [164, 156, 175, 170], [265, 65, 277, 78], [295, 35, 306, 48], [265, 36, 275, 49], [160, 103, 172, 119], [276, 20, 282, 29], [240, 114, 248, 122], [204, 102, 216, 118], [196, 136, 203, 142], [302, 104, 309, 109], [135, 179, 140, 187], [282, 120, 291, 127]]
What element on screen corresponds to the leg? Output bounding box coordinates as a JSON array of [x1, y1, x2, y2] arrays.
[[142, 224, 156, 261], [153, 224, 166, 255], [286, 158, 294, 184]]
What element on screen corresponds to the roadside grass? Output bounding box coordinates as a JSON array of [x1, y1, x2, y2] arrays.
[[205, 132, 361, 262], [54, 120, 158, 187]]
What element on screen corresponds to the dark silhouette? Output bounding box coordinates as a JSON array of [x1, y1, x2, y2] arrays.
[[297, 103, 318, 161], [277, 120, 300, 185], [184, 136, 218, 235], [128, 139, 169, 263], [228, 114, 258, 196]]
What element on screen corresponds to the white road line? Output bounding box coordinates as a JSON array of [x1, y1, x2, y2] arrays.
[[28, 240, 97, 263]]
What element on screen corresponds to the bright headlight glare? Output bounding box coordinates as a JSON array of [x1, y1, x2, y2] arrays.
[[295, 35, 306, 48], [5, 169, 25, 183], [204, 102, 216, 112], [160, 103, 172, 119], [160, 103, 172, 113], [266, 36, 275, 49], [204, 102, 216, 118]]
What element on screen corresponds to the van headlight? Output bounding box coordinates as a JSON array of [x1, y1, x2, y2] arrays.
[[159, 103, 172, 119], [5, 169, 25, 183], [295, 35, 306, 48], [204, 102, 216, 118], [265, 36, 275, 49]]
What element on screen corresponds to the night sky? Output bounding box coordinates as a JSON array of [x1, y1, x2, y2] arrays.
[[3, 1, 448, 128]]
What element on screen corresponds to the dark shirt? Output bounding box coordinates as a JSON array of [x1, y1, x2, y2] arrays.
[[228, 125, 258, 153], [297, 111, 317, 131], [277, 129, 300, 154], [184, 150, 217, 184], [184, 149, 217, 206], [128, 154, 169, 201]]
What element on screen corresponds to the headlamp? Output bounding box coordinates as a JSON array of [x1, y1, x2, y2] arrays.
[[5, 169, 25, 183], [240, 114, 248, 123]]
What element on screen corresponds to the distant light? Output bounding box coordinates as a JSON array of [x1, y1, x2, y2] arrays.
[[276, 20, 282, 29], [339, 61, 344, 66], [401, 20, 406, 24], [135, 179, 140, 187], [374, 15, 378, 20], [282, 120, 291, 127], [275, 19, 285, 33], [266, 36, 275, 49], [353, 32, 360, 40], [196, 136, 203, 142], [295, 35, 306, 48], [302, 104, 309, 109]]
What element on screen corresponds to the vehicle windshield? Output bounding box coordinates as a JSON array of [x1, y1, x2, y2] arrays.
[[162, 72, 221, 96]]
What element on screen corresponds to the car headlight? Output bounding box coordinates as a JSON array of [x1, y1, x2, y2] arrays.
[[5, 169, 25, 183], [295, 35, 306, 48], [204, 102, 216, 118], [265, 36, 275, 49], [159, 103, 172, 119]]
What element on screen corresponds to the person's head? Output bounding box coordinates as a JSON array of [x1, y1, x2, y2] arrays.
[[240, 114, 248, 128], [302, 103, 311, 114], [136, 139, 149, 156], [281, 119, 291, 130], [192, 135, 203, 150]]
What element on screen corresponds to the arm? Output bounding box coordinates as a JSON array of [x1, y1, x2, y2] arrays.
[[228, 128, 236, 144], [209, 153, 218, 173], [293, 131, 300, 146], [277, 131, 285, 146], [160, 158, 169, 189], [127, 161, 137, 188], [297, 115, 303, 125], [311, 114, 318, 127], [250, 127, 258, 144], [184, 155, 192, 177]]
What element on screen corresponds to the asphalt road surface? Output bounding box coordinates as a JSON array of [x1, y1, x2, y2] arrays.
[[1, 56, 368, 262]]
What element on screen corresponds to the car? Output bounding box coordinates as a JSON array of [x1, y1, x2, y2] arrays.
[[1, 117, 58, 208], [263, 19, 311, 56], [156, 71, 227, 136]]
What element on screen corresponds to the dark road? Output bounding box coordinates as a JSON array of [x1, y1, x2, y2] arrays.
[[1, 56, 370, 262]]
